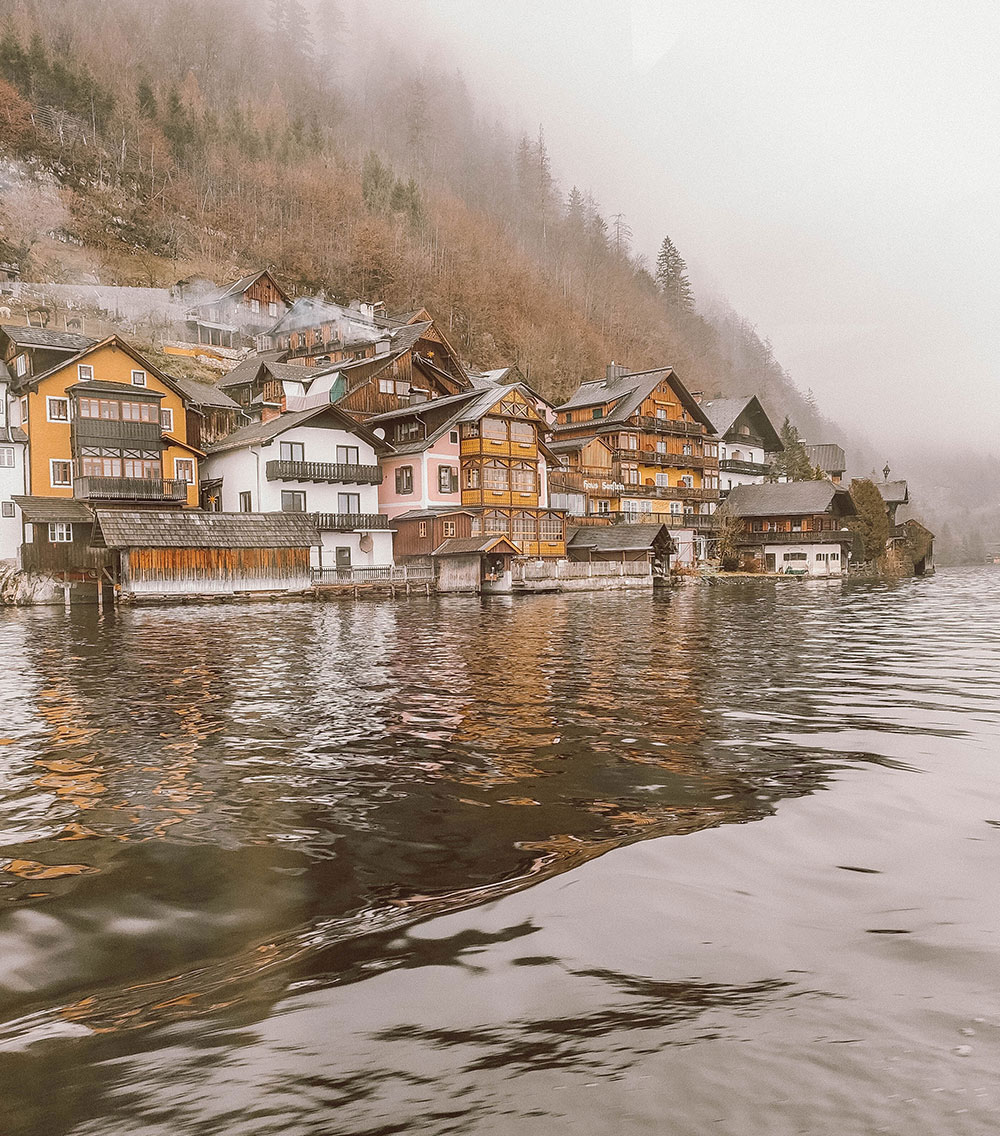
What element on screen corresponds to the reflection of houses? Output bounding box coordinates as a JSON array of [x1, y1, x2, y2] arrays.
[[375, 380, 566, 560], [200, 404, 394, 572], [804, 443, 847, 484], [184, 270, 291, 350], [699, 396, 782, 493], [726, 481, 857, 575], [549, 364, 720, 566]]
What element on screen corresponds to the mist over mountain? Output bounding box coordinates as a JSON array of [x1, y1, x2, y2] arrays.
[[0, 0, 992, 560]]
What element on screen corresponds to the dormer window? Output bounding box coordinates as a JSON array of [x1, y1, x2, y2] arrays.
[[78, 364, 94, 381], [14, 354, 27, 377], [131, 370, 147, 386]]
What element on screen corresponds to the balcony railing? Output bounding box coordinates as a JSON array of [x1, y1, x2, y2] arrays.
[[312, 512, 391, 532], [549, 470, 718, 503], [613, 448, 709, 471], [719, 458, 770, 476], [266, 460, 382, 484], [71, 419, 164, 444], [630, 416, 706, 437], [74, 476, 188, 501], [578, 511, 719, 530], [312, 564, 433, 585], [737, 528, 853, 545]]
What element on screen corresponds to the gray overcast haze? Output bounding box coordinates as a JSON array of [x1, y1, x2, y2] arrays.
[[390, 0, 1000, 454]]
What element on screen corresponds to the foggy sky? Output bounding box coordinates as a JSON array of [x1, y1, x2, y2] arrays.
[[390, 0, 1000, 453]]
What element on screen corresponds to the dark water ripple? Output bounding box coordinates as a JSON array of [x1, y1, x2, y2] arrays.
[[2, 568, 1000, 1133]]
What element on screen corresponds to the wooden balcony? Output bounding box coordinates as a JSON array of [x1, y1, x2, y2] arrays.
[[266, 460, 382, 484], [573, 511, 719, 530], [72, 419, 163, 445], [74, 476, 188, 502], [613, 448, 709, 471], [738, 528, 853, 544], [312, 512, 391, 532], [719, 458, 770, 476], [630, 416, 705, 437]]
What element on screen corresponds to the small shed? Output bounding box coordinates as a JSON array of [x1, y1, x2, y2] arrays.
[[566, 523, 673, 575], [13, 496, 109, 577], [432, 535, 522, 594], [94, 510, 320, 597]]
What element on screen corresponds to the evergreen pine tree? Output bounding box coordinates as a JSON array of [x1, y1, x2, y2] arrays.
[[655, 235, 695, 312]]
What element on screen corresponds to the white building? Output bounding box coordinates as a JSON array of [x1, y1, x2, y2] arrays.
[[0, 366, 28, 565], [700, 396, 783, 493], [200, 405, 394, 573]]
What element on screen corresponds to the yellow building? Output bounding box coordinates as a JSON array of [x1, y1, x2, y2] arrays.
[[10, 335, 202, 508]]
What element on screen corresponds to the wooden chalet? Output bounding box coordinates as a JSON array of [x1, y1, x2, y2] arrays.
[[566, 523, 674, 572], [725, 481, 857, 575], [699, 396, 782, 492], [1, 325, 97, 384], [185, 270, 291, 349], [804, 444, 847, 484]]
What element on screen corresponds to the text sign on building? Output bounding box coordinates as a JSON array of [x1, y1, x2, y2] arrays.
[[584, 480, 626, 493]]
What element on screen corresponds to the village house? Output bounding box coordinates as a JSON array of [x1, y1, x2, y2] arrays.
[[370, 380, 566, 563], [0, 363, 27, 564], [199, 404, 394, 574], [183, 269, 292, 350], [804, 443, 848, 483], [0, 325, 97, 384], [699, 396, 783, 493], [548, 364, 720, 566], [725, 481, 857, 575]]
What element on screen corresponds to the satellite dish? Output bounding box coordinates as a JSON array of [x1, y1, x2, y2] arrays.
[[373, 427, 386, 440]]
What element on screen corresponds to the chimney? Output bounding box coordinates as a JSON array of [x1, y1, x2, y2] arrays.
[[606, 361, 627, 381], [690, 390, 703, 403]]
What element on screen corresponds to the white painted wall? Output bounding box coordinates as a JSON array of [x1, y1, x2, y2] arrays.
[[200, 422, 393, 569], [0, 385, 27, 564], [719, 442, 768, 491], [762, 542, 846, 576]]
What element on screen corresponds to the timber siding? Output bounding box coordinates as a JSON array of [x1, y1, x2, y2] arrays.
[[123, 546, 312, 595]]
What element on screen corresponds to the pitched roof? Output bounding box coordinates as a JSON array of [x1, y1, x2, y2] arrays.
[[1, 325, 97, 352], [1, 425, 27, 444], [877, 480, 909, 505], [219, 358, 332, 391], [191, 270, 291, 311], [431, 535, 521, 557], [725, 481, 856, 518], [804, 443, 847, 473], [206, 403, 390, 455], [698, 396, 783, 452], [12, 496, 95, 523], [173, 376, 242, 409], [567, 523, 671, 552], [555, 367, 716, 431], [95, 510, 320, 549]]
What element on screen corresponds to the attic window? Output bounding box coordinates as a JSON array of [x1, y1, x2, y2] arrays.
[[78, 364, 94, 381], [131, 370, 147, 386], [739, 425, 750, 436]]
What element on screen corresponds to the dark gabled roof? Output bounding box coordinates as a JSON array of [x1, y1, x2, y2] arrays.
[[12, 496, 95, 523], [1, 325, 97, 352], [191, 270, 291, 312], [699, 396, 784, 452], [725, 481, 856, 518], [173, 376, 242, 410], [804, 444, 847, 473], [206, 403, 391, 455], [219, 357, 332, 391], [365, 388, 479, 424], [95, 510, 320, 549], [555, 367, 716, 432], [65, 379, 165, 398], [431, 535, 521, 557], [877, 480, 909, 505], [567, 523, 671, 552], [394, 507, 476, 522]]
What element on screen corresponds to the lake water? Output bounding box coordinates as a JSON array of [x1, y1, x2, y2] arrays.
[[1, 568, 999, 1134]]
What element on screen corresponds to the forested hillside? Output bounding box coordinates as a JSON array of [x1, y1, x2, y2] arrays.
[[0, 0, 835, 435]]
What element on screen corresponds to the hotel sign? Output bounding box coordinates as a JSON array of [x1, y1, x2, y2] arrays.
[[584, 480, 626, 492]]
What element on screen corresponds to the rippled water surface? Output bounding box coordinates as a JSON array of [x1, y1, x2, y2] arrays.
[[2, 569, 1000, 1134]]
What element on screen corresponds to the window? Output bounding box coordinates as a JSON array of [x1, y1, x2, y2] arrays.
[[739, 424, 751, 436], [45, 396, 68, 423], [513, 513, 536, 541], [0, 447, 14, 468], [783, 552, 808, 562], [595, 500, 610, 514], [622, 464, 639, 485], [160, 408, 173, 431], [450, 430, 459, 444], [268, 301, 278, 317], [48, 522, 72, 543], [82, 456, 122, 477], [281, 490, 306, 512], [250, 298, 260, 314], [483, 417, 507, 440], [670, 501, 681, 515], [512, 463, 535, 493], [233, 491, 250, 513], [419, 521, 428, 537], [131, 370, 147, 386], [378, 379, 394, 394], [483, 460, 509, 490], [461, 422, 479, 439], [336, 445, 359, 465], [443, 520, 457, 538], [510, 420, 534, 443], [19, 397, 27, 424], [174, 458, 195, 483], [592, 408, 604, 419], [484, 510, 509, 535], [816, 553, 828, 563], [279, 441, 305, 463], [539, 513, 562, 541], [655, 473, 670, 487], [656, 440, 667, 454], [338, 492, 360, 513], [395, 466, 413, 494], [680, 475, 694, 488], [465, 466, 480, 489], [438, 466, 458, 493], [50, 460, 72, 487], [656, 408, 667, 420], [14, 354, 27, 377], [395, 381, 410, 396], [0, 501, 13, 518], [123, 458, 161, 479], [395, 421, 420, 442], [682, 444, 692, 456], [78, 364, 94, 381]]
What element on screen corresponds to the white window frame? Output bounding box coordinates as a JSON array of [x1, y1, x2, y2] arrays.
[[131, 369, 147, 386], [50, 458, 73, 488], [0, 447, 14, 469], [655, 472, 670, 487], [174, 458, 195, 484], [160, 408, 173, 432], [78, 364, 94, 381], [268, 301, 278, 317], [250, 298, 260, 314], [19, 396, 27, 424], [378, 378, 394, 394], [1, 501, 14, 518], [48, 522, 72, 543], [14, 354, 27, 377], [46, 397, 69, 423]]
